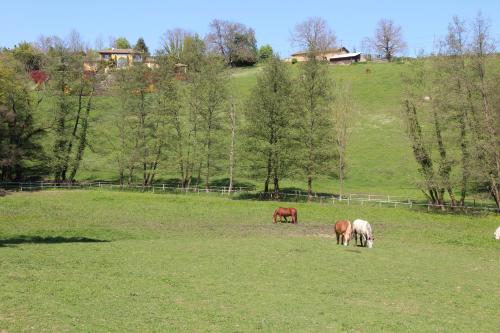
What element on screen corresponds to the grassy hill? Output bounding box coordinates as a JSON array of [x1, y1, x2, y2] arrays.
[[39, 62, 419, 196], [1, 190, 499, 331]]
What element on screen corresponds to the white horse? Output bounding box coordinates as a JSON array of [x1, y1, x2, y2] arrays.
[[352, 219, 374, 248], [494, 226, 500, 240]]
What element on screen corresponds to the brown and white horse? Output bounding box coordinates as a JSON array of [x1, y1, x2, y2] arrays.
[[273, 207, 298, 224]]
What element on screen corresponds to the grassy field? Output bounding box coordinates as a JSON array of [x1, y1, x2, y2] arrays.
[[1, 190, 499, 332]]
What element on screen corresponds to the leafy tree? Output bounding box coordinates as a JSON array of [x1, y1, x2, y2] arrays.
[[258, 44, 274, 62], [244, 56, 296, 195], [196, 55, 228, 190], [292, 17, 337, 199], [297, 58, 336, 199], [0, 53, 44, 180], [12, 42, 44, 71], [206, 19, 258, 66], [45, 46, 98, 181], [114, 37, 131, 49], [134, 37, 149, 55]]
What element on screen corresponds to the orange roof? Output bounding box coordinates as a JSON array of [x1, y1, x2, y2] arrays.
[[98, 48, 142, 55]]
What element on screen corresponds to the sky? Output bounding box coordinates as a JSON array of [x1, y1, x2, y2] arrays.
[[1, 0, 499, 57]]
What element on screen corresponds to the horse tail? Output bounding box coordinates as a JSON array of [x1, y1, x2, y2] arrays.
[[294, 209, 298, 224]]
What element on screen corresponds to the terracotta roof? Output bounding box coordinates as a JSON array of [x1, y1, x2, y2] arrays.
[[291, 47, 349, 57], [98, 48, 142, 55]]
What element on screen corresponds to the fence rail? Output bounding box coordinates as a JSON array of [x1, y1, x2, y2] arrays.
[[1, 181, 498, 213]]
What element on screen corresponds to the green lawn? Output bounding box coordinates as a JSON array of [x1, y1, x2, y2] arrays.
[[1, 190, 499, 332]]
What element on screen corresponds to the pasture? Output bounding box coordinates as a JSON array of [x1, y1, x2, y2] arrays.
[[1, 190, 499, 332]]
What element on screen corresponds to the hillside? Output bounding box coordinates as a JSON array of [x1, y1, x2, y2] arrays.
[[39, 62, 419, 196]]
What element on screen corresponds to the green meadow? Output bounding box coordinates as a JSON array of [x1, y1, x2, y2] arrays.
[[1, 190, 499, 332]]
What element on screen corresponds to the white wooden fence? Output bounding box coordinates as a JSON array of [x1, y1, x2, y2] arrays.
[[0, 181, 498, 213]]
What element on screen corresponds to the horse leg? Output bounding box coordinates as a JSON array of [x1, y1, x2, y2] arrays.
[[284, 216, 288, 223], [336, 233, 340, 245]]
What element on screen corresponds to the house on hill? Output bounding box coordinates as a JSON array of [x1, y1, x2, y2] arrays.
[[329, 52, 362, 64], [290, 47, 364, 64], [98, 48, 144, 68], [290, 47, 349, 62]]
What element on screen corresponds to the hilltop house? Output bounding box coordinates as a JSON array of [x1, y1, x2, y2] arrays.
[[98, 48, 144, 68], [290, 47, 363, 64]]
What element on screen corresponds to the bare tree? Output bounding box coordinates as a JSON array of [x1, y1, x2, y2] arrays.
[[227, 96, 237, 194], [332, 82, 354, 198], [206, 19, 258, 66], [162, 28, 192, 61], [469, 13, 500, 207], [67, 29, 87, 53], [369, 19, 407, 61], [291, 17, 336, 56], [94, 35, 105, 51]]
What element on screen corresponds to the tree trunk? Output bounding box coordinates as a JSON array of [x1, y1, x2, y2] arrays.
[[307, 176, 313, 200], [228, 104, 236, 194]]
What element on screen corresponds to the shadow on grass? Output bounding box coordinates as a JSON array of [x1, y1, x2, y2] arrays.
[[0, 235, 110, 247]]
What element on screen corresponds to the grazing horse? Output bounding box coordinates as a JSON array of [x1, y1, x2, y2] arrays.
[[335, 220, 352, 246], [273, 207, 298, 224], [352, 219, 374, 248]]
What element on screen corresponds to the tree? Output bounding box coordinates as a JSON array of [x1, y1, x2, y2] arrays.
[[369, 19, 406, 61], [196, 55, 228, 190], [331, 82, 354, 198], [45, 42, 98, 182], [114, 37, 131, 49], [292, 17, 337, 199], [245, 55, 296, 195], [227, 96, 237, 193], [401, 14, 500, 208], [292, 17, 336, 56], [162, 28, 192, 62], [206, 19, 258, 66], [258, 44, 274, 62], [12, 42, 44, 72], [134, 37, 149, 55], [0, 53, 44, 181], [67, 29, 87, 53]]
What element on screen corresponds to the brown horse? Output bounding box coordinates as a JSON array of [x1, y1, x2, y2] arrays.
[[273, 207, 298, 224], [335, 220, 352, 246]]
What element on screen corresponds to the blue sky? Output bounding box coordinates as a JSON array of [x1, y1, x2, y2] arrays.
[[1, 0, 499, 57]]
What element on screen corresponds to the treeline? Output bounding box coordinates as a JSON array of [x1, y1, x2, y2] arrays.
[[0, 18, 352, 200], [402, 14, 500, 208]]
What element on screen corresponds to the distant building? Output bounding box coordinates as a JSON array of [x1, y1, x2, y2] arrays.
[[289, 47, 364, 64], [97, 48, 144, 68], [290, 47, 350, 62], [329, 52, 363, 65]]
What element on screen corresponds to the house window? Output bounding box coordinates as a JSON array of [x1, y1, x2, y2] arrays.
[[117, 58, 128, 68], [134, 55, 142, 62], [103, 54, 110, 60]]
